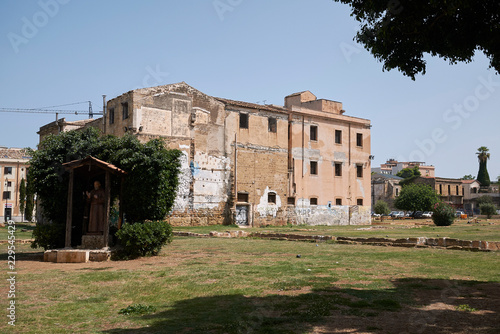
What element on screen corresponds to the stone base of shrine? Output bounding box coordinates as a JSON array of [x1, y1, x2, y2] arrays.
[[43, 249, 111, 263]]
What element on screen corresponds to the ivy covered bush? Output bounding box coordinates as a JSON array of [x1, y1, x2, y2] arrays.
[[116, 220, 173, 258], [28, 127, 181, 251], [432, 201, 456, 226]]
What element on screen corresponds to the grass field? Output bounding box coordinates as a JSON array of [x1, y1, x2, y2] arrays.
[[2, 235, 499, 333]]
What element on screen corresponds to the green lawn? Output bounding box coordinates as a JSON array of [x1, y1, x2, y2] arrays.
[[0, 222, 35, 241], [3, 236, 499, 333]]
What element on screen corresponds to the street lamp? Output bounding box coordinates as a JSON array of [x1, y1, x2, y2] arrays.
[[4, 177, 8, 222]]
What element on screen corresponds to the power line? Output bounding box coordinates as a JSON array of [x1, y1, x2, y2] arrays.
[[33, 101, 91, 109]]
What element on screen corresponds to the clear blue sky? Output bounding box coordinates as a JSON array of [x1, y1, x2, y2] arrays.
[[1, 0, 498, 180]]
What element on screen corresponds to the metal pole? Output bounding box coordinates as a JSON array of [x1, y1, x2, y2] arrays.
[[102, 95, 107, 134]]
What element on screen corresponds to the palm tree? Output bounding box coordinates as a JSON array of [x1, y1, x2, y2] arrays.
[[476, 146, 490, 187]]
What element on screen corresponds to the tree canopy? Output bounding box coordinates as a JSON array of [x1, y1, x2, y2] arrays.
[[394, 183, 440, 212], [28, 127, 182, 249], [461, 174, 475, 180], [476, 146, 491, 186], [396, 165, 421, 186], [334, 0, 500, 79]]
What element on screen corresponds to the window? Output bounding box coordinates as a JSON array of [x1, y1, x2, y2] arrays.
[[396, 188, 399, 196], [310, 125, 318, 141], [462, 187, 465, 196], [287, 197, 295, 205], [268, 117, 277, 133], [310, 197, 318, 205], [109, 108, 115, 125], [3, 191, 11, 200], [237, 193, 249, 202], [310, 161, 318, 175], [335, 130, 342, 144], [239, 113, 248, 129], [268, 192, 276, 204], [356, 165, 363, 178], [356, 133, 363, 147], [4, 167, 12, 175], [335, 198, 342, 205], [439, 184, 443, 194], [357, 199, 363, 205], [122, 103, 129, 120], [6, 181, 12, 187], [334, 163, 342, 176], [456, 185, 459, 195], [448, 185, 451, 195]]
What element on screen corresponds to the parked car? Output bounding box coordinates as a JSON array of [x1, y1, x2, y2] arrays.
[[456, 210, 465, 217], [422, 211, 433, 218], [371, 212, 381, 217], [414, 211, 424, 218], [390, 211, 404, 218]]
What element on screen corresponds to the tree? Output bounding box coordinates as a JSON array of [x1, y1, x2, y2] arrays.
[[394, 183, 440, 213], [476, 146, 491, 187], [479, 202, 497, 219], [333, 0, 500, 79], [373, 200, 391, 216], [461, 175, 475, 180], [25, 177, 35, 222], [28, 127, 182, 250], [396, 165, 421, 186], [19, 178, 26, 222]]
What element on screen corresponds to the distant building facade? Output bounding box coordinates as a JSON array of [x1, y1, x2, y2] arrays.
[[372, 159, 435, 177], [371, 173, 403, 209], [414, 176, 464, 208], [38, 82, 372, 226], [0, 147, 31, 222]]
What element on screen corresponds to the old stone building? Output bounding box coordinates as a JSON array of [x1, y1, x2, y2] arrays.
[[38, 82, 372, 226], [371, 173, 403, 209], [415, 176, 464, 208], [0, 147, 31, 222]]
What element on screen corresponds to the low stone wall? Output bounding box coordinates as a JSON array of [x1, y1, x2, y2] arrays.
[[173, 231, 500, 252]]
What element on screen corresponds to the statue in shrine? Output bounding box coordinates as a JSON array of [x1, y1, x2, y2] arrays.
[[86, 180, 105, 234]]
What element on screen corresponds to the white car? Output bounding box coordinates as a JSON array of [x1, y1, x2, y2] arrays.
[[422, 211, 433, 218]]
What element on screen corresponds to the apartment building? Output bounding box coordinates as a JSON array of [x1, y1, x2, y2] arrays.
[[38, 82, 372, 226], [0, 147, 31, 222]]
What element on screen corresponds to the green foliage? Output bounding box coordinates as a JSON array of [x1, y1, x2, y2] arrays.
[[476, 195, 494, 206], [373, 200, 390, 216], [19, 178, 26, 220], [334, 0, 500, 79], [432, 202, 455, 226], [31, 223, 65, 250], [394, 184, 440, 213], [397, 166, 421, 186], [25, 176, 35, 222], [479, 203, 497, 219], [461, 175, 475, 180], [118, 304, 156, 315], [27, 127, 181, 249], [456, 304, 478, 312], [115, 220, 173, 258], [476, 146, 491, 187]]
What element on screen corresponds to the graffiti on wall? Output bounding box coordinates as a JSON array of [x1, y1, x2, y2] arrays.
[[256, 186, 281, 217]]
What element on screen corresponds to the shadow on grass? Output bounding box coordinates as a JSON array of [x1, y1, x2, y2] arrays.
[[103, 278, 500, 334]]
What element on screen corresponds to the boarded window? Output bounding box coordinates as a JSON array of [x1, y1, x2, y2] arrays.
[[122, 103, 129, 120], [109, 108, 115, 125], [310, 161, 318, 175], [357, 199, 363, 205], [268, 192, 276, 204], [357, 165, 363, 178], [335, 198, 342, 205], [239, 113, 249, 129], [335, 130, 342, 144], [335, 163, 342, 176], [310, 197, 318, 205], [237, 193, 248, 202], [268, 117, 277, 133], [310, 125, 318, 141], [356, 133, 363, 147]]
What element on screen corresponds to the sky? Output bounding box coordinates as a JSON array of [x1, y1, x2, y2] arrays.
[[0, 0, 498, 180]]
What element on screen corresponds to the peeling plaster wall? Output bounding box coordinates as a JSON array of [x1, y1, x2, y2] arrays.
[[290, 198, 370, 225], [172, 145, 192, 212], [256, 186, 282, 218], [192, 151, 231, 210]]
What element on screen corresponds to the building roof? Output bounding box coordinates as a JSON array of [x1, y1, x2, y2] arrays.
[[215, 97, 288, 113], [0, 147, 32, 160], [461, 180, 479, 184], [63, 156, 127, 175], [371, 172, 403, 181]]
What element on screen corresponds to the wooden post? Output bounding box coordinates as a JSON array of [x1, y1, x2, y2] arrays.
[[103, 171, 111, 248], [118, 176, 124, 229], [65, 169, 74, 248]]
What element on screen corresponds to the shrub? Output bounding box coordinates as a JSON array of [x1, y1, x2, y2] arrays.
[[373, 200, 390, 216], [479, 203, 497, 219], [31, 223, 65, 250], [432, 202, 455, 226], [116, 220, 173, 258]]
